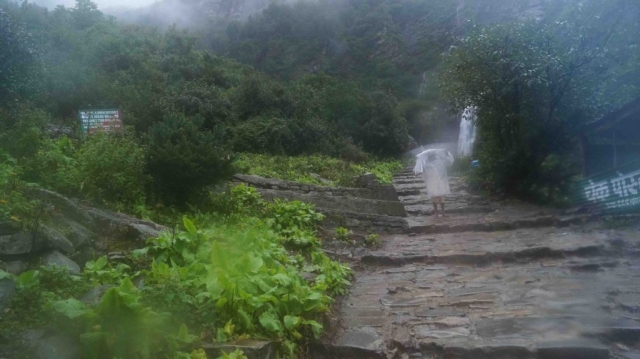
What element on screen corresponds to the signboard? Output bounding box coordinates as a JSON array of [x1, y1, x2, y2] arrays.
[[78, 109, 122, 137], [576, 160, 640, 214]]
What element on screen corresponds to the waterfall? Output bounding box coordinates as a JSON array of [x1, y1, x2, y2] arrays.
[[457, 106, 477, 157]]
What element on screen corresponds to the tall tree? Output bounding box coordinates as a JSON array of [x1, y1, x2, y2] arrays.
[[0, 8, 40, 106]]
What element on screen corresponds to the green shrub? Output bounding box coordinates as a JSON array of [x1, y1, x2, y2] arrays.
[[364, 233, 380, 248], [233, 116, 298, 155], [217, 350, 248, 359], [50, 279, 196, 359], [0, 152, 39, 229], [208, 184, 266, 217], [334, 227, 352, 242], [22, 136, 80, 196], [146, 114, 235, 207], [0, 107, 50, 159], [5, 186, 352, 358], [75, 131, 148, 208], [235, 153, 403, 186]]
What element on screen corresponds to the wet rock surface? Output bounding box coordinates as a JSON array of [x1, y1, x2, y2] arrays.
[[315, 167, 640, 359], [200, 339, 276, 359], [41, 251, 81, 275]]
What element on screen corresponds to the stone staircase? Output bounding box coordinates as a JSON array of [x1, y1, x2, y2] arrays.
[[393, 168, 592, 234], [313, 168, 640, 359]]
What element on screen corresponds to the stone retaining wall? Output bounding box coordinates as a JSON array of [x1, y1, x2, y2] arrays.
[[232, 175, 407, 221], [233, 174, 399, 202]]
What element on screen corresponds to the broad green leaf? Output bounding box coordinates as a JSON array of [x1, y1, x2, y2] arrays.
[[183, 216, 197, 235], [51, 298, 90, 319], [206, 275, 223, 299], [131, 247, 149, 258], [237, 309, 253, 331], [177, 324, 195, 343], [16, 270, 39, 288], [247, 256, 263, 273], [284, 315, 300, 330], [93, 256, 108, 270], [0, 269, 12, 280], [258, 312, 282, 333], [272, 273, 291, 286], [216, 297, 228, 308], [302, 319, 323, 338]]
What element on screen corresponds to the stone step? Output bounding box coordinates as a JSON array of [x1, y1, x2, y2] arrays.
[[315, 226, 640, 359], [405, 214, 590, 235], [396, 189, 422, 196], [393, 178, 424, 185], [405, 205, 496, 216], [313, 337, 620, 359], [364, 224, 608, 265], [398, 193, 484, 204], [361, 241, 606, 266]]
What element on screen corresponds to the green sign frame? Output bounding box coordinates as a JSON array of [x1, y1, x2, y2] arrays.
[[576, 159, 640, 214]]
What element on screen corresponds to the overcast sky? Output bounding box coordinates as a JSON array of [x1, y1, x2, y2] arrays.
[[30, 0, 156, 10]]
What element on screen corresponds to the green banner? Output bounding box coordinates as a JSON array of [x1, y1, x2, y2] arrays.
[[576, 160, 640, 214]]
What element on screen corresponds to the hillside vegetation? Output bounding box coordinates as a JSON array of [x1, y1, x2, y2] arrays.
[[1, 0, 639, 357]]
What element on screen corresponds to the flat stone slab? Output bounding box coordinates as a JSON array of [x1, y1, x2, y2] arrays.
[[537, 340, 609, 359], [362, 227, 609, 265], [326, 225, 640, 358]]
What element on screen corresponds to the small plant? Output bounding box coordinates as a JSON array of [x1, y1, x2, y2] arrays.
[[217, 349, 248, 359], [364, 233, 381, 248], [334, 227, 353, 242], [266, 199, 325, 237]]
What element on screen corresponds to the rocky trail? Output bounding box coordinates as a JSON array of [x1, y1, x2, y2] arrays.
[[314, 168, 640, 359]]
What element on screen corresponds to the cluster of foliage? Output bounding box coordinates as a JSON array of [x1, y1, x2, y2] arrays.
[[235, 153, 403, 187], [334, 227, 353, 242], [190, 0, 565, 144], [2, 185, 352, 358], [0, 153, 38, 229], [1, 0, 411, 161], [441, 0, 640, 203]]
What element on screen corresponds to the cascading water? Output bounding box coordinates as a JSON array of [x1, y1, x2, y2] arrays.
[[457, 106, 477, 157]]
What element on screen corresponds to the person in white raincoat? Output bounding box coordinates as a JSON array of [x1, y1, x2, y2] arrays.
[[413, 148, 454, 218]]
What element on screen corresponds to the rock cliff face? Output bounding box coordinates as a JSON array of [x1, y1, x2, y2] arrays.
[[0, 189, 165, 280]]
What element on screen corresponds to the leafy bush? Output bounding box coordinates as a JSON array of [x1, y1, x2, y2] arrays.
[[146, 114, 235, 207], [22, 136, 80, 196], [334, 227, 353, 242], [1, 266, 92, 338], [50, 279, 196, 359], [0, 152, 38, 229], [4, 184, 351, 359], [233, 116, 298, 155], [364, 233, 380, 248], [217, 350, 248, 359], [132, 214, 350, 356], [0, 106, 50, 159], [75, 131, 148, 208]]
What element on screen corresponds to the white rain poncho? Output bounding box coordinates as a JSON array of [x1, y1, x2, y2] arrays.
[[413, 149, 454, 199]]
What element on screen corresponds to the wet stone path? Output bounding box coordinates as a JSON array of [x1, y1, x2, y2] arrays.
[[315, 169, 640, 359]]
